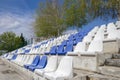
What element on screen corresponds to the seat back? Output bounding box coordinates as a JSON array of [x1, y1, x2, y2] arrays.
[[61, 40, 67, 46], [93, 32, 104, 41], [74, 42, 86, 52], [76, 37, 82, 43], [50, 46, 57, 55], [107, 30, 120, 39], [56, 56, 73, 77], [44, 56, 58, 71], [12, 55, 17, 60], [57, 45, 64, 54], [88, 40, 103, 53], [64, 43, 73, 53], [37, 55, 47, 68], [32, 55, 40, 65], [116, 21, 120, 27], [82, 36, 92, 42], [23, 55, 29, 64]]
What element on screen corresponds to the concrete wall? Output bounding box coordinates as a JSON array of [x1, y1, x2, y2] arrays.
[[103, 39, 120, 54]]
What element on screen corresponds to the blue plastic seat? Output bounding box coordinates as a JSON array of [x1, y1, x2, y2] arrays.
[[22, 49, 30, 54], [28, 55, 47, 71], [8, 54, 17, 60], [24, 55, 40, 69], [74, 33, 80, 39], [76, 37, 82, 43], [15, 50, 18, 53], [25, 49, 31, 54], [58, 43, 73, 55], [45, 46, 57, 55], [68, 35, 75, 40], [61, 40, 67, 46], [57, 45, 64, 54], [11, 55, 17, 60]]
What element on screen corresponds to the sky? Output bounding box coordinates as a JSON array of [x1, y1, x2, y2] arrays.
[[0, 0, 117, 39], [0, 0, 44, 39]]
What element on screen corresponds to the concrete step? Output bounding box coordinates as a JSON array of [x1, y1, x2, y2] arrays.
[[73, 69, 120, 80], [88, 74, 120, 80], [112, 54, 120, 59], [105, 59, 120, 67], [99, 66, 120, 78]]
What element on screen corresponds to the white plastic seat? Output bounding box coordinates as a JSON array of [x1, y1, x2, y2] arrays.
[[116, 21, 120, 28], [12, 55, 21, 62], [24, 55, 36, 65], [67, 42, 86, 55], [44, 56, 73, 80], [90, 26, 99, 33], [107, 30, 120, 39], [6, 54, 13, 59], [80, 40, 103, 55], [99, 24, 106, 30], [18, 55, 28, 66], [14, 55, 25, 65], [35, 56, 58, 76], [107, 23, 117, 34], [93, 32, 104, 41], [82, 36, 93, 42]]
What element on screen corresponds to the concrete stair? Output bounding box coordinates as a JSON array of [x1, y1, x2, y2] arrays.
[[105, 59, 120, 67], [73, 69, 120, 80], [99, 54, 120, 78], [99, 66, 120, 78], [88, 74, 120, 80], [105, 54, 120, 67]]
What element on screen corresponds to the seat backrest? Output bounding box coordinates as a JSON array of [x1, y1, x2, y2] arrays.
[[57, 45, 64, 53], [99, 24, 106, 31], [76, 37, 82, 43], [82, 36, 92, 42], [14, 55, 20, 61], [37, 55, 47, 68], [32, 55, 40, 65], [74, 42, 86, 52], [61, 40, 67, 46], [50, 46, 57, 55], [107, 23, 116, 33], [27, 55, 36, 64], [56, 56, 73, 76], [23, 55, 29, 64], [107, 30, 120, 39], [44, 56, 58, 71], [88, 40, 103, 53], [12, 55, 17, 60], [116, 21, 120, 27], [64, 43, 73, 53], [93, 32, 104, 41], [24, 49, 31, 54]]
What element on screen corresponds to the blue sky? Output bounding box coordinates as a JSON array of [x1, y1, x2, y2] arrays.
[[0, 0, 117, 39], [0, 0, 43, 13], [0, 0, 44, 38]]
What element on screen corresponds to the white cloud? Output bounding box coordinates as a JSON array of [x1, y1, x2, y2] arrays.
[[0, 12, 35, 39]]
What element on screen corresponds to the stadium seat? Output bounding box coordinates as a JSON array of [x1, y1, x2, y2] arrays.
[[35, 56, 58, 76], [107, 30, 120, 39], [82, 36, 93, 42], [116, 21, 120, 28], [58, 43, 73, 55], [80, 40, 103, 55], [45, 46, 57, 55], [67, 42, 86, 56], [57, 45, 64, 54], [22, 55, 35, 66], [28, 55, 47, 71], [44, 56, 73, 80], [24, 55, 40, 69]]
